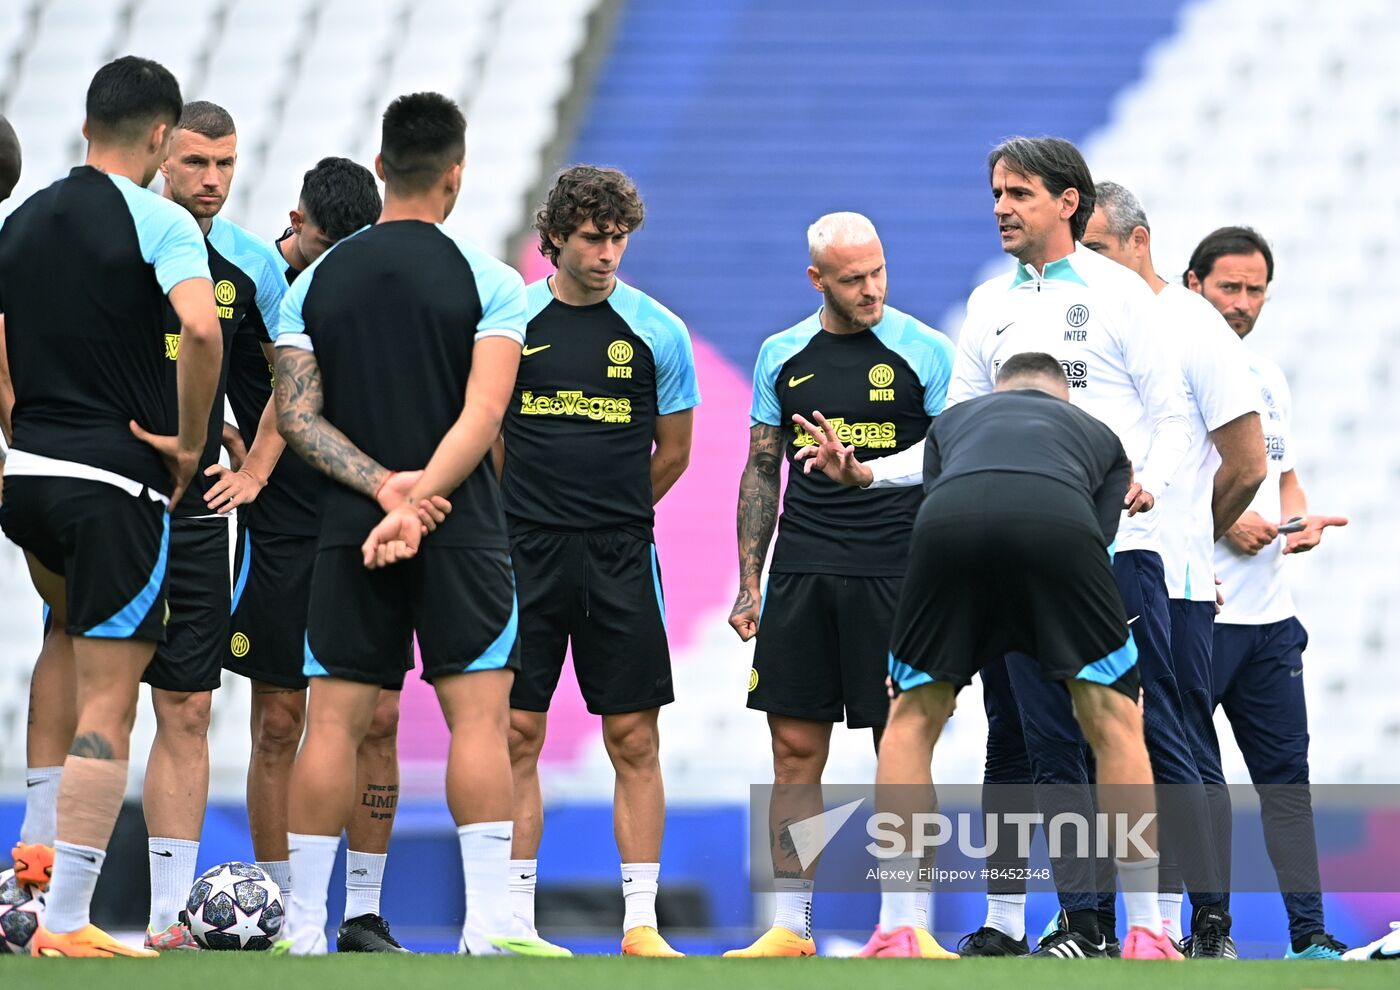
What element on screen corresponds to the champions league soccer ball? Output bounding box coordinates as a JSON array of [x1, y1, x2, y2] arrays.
[[186, 862, 284, 950], [0, 868, 46, 954]]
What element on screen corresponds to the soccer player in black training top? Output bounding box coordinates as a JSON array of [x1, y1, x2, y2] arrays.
[[725, 212, 954, 958], [136, 100, 289, 952], [0, 56, 221, 958], [491, 166, 699, 957], [796, 353, 1179, 961], [274, 92, 559, 958], [222, 157, 411, 952]]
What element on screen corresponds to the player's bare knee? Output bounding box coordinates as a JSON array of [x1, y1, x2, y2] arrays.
[[602, 713, 660, 773], [888, 683, 954, 734], [154, 688, 213, 738], [770, 720, 829, 781], [253, 697, 304, 754], [1067, 680, 1137, 750], [508, 710, 547, 762], [364, 691, 401, 744]]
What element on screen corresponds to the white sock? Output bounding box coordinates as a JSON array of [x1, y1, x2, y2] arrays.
[[508, 858, 538, 932], [287, 832, 340, 954], [257, 859, 292, 903], [344, 850, 387, 921], [915, 888, 933, 933], [19, 766, 63, 845], [148, 837, 200, 932], [621, 862, 660, 932], [1116, 857, 1163, 935], [43, 841, 105, 934], [773, 878, 813, 938], [458, 821, 514, 953], [984, 893, 1026, 940], [1159, 891, 1184, 941], [877, 856, 924, 932]]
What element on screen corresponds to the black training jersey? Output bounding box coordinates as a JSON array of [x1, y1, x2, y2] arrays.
[[275, 220, 526, 550], [224, 240, 321, 537], [164, 215, 286, 518], [924, 389, 1132, 545], [501, 277, 700, 535], [0, 166, 210, 496], [750, 306, 954, 576]]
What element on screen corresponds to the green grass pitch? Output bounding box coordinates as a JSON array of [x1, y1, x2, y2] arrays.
[[6, 955, 1397, 989]]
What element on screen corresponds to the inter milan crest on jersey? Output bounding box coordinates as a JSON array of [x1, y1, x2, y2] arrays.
[[868, 363, 895, 401], [215, 278, 238, 319], [607, 339, 634, 378]]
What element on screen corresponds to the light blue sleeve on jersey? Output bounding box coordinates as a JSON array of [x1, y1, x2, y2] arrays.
[[440, 227, 526, 344], [275, 263, 314, 350], [208, 216, 288, 339], [108, 173, 210, 293], [749, 314, 823, 427], [609, 280, 700, 415], [870, 307, 956, 415], [524, 277, 555, 324], [272, 225, 364, 350]]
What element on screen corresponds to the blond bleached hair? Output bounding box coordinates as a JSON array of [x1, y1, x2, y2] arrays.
[[807, 211, 879, 263]]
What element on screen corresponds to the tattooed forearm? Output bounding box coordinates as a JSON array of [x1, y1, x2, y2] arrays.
[[737, 424, 782, 585], [274, 348, 388, 499], [70, 731, 115, 759]]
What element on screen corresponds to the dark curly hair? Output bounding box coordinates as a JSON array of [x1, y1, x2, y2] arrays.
[[535, 165, 644, 265], [300, 157, 381, 241]]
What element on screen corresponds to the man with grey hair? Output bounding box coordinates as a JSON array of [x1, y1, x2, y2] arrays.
[[1081, 181, 1266, 953], [725, 212, 955, 957]]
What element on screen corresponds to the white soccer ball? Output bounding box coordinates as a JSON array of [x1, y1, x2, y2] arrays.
[[0, 868, 45, 954], [186, 861, 284, 950]]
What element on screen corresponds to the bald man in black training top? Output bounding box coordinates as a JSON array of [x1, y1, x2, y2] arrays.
[[796, 350, 1182, 960]]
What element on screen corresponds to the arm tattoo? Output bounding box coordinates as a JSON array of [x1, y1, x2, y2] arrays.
[[274, 348, 388, 499], [70, 731, 115, 759], [737, 424, 783, 584]]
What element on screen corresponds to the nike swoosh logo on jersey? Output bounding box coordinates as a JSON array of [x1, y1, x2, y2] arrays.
[[788, 373, 815, 388], [1290, 667, 1304, 677], [996, 322, 1015, 335], [522, 344, 552, 356]]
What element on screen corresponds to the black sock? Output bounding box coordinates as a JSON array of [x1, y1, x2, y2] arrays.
[[1066, 909, 1101, 942], [1097, 909, 1117, 941]]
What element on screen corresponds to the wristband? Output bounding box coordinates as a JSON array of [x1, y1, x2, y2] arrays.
[[374, 471, 398, 502]]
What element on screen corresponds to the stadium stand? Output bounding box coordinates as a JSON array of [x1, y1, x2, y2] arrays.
[[0, 0, 597, 256]]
